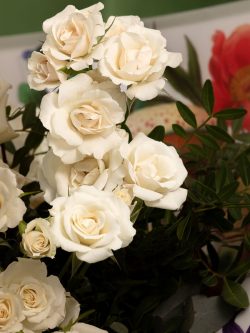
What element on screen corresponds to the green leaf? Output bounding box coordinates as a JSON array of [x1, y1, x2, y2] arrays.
[[215, 161, 227, 193], [228, 261, 250, 279], [214, 108, 247, 120], [177, 214, 191, 240], [22, 103, 37, 129], [165, 67, 202, 106], [222, 279, 249, 308], [18, 220, 27, 235], [232, 117, 244, 135], [172, 124, 187, 138], [186, 144, 206, 158], [131, 199, 143, 223], [176, 101, 197, 128], [205, 125, 234, 143], [185, 36, 202, 91], [195, 133, 220, 150], [110, 322, 128, 333], [218, 182, 239, 201], [148, 125, 165, 142], [201, 80, 214, 115], [237, 154, 250, 186]]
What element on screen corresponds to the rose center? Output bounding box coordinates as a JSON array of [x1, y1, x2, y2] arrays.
[[27, 231, 50, 253], [230, 65, 250, 102], [73, 216, 100, 235], [19, 284, 46, 310], [0, 299, 10, 323], [70, 158, 102, 188], [70, 105, 103, 134]]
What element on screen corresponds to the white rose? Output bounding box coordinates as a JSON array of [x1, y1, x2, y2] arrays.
[[0, 79, 18, 144], [0, 289, 24, 333], [99, 25, 182, 101], [39, 148, 125, 203], [55, 322, 108, 333], [50, 186, 136, 263], [42, 3, 105, 71], [104, 15, 144, 39], [59, 293, 80, 329], [120, 132, 188, 210], [113, 184, 134, 206], [22, 218, 56, 258], [28, 51, 66, 91], [0, 258, 66, 332], [40, 73, 127, 163], [0, 162, 26, 232]]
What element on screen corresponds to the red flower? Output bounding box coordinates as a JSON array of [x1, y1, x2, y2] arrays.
[[209, 25, 250, 129]]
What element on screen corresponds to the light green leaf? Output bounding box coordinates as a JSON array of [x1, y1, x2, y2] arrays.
[[222, 279, 249, 308]]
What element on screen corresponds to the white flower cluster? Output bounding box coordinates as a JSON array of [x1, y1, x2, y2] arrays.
[[0, 258, 107, 333], [26, 2, 188, 264]]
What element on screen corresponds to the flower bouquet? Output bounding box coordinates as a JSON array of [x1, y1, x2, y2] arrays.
[[1, 3, 250, 333]]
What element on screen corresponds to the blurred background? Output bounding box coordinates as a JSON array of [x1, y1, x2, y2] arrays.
[[0, 0, 248, 104]]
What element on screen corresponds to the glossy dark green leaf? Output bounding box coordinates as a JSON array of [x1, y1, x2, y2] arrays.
[[172, 124, 187, 138], [222, 279, 249, 308], [185, 36, 202, 91], [22, 103, 37, 129], [201, 80, 214, 115], [165, 67, 202, 106], [207, 242, 219, 270], [176, 101, 197, 128], [214, 108, 247, 120], [205, 125, 234, 143], [148, 125, 165, 142]]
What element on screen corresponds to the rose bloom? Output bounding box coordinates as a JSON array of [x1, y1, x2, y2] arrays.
[[60, 293, 80, 329], [99, 24, 182, 101], [55, 322, 108, 333], [39, 148, 125, 203], [120, 132, 188, 210], [40, 73, 127, 163], [42, 3, 105, 71], [22, 218, 56, 258], [0, 258, 66, 333], [0, 161, 26, 232], [28, 51, 67, 91], [209, 25, 250, 129], [104, 15, 144, 39], [0, 290, 24, 333], [0, 79, 18, 144], [50, 185, 136, 263]]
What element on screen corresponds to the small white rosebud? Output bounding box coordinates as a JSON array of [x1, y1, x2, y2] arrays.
[[22, 218, 56, 258]]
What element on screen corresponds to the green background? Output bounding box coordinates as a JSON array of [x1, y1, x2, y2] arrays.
[[0, 0, 240, 36]]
